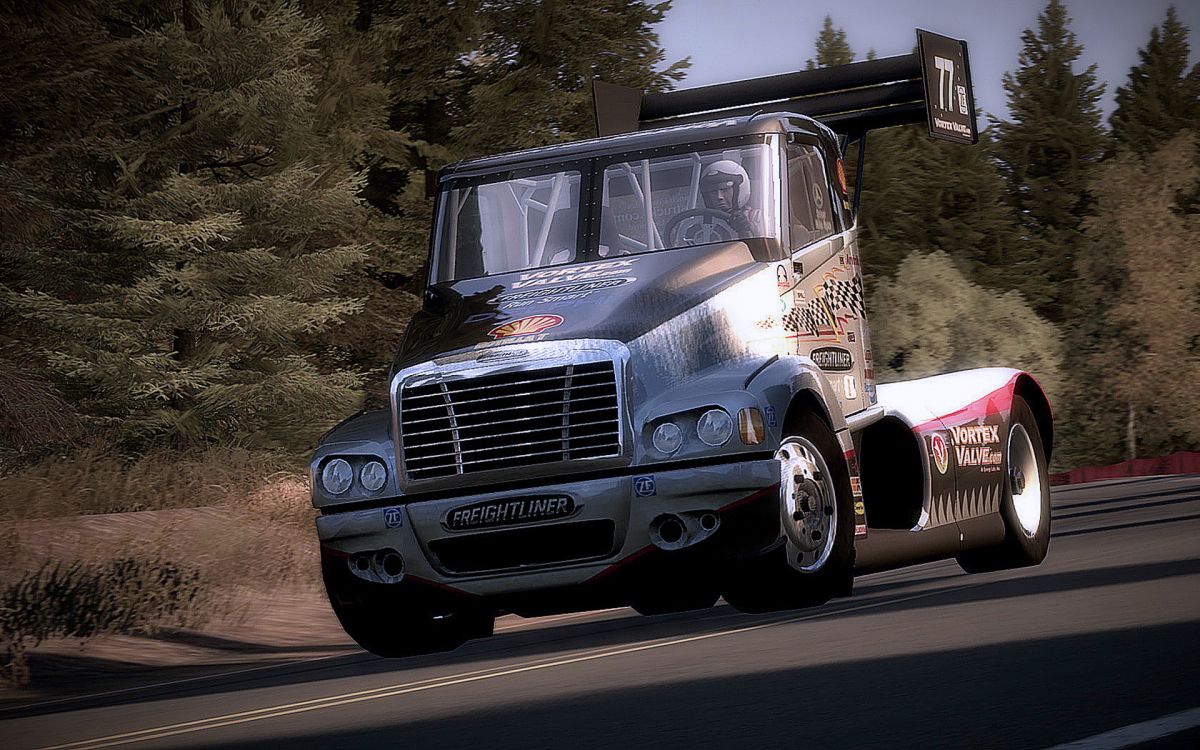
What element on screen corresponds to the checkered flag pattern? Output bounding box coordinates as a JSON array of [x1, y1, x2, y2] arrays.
[[783, 302, 827, 336], [819, 276, 865, 318], [783, 276, 865, 336]]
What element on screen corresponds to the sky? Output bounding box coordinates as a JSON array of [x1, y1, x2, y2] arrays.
[[656, 0, 1200, 126]]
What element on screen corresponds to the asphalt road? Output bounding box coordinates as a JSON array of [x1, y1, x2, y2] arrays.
[[3, 475, 1198, 750]]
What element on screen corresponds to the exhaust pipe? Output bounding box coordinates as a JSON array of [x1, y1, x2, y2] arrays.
[[374, 549, 405, 581], [348, 548, 406, 583], [649, 511, 722, 551], [650, 514, 687, 550]]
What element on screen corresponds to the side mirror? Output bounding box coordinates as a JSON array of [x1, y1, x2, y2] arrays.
[[423, 287, 445, 311]]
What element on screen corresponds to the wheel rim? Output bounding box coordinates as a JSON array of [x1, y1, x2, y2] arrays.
[[1008, 423, 1043, 537], [776, 438, 837, 572]]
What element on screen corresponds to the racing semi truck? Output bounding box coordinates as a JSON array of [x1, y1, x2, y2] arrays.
[[311, 30, 1053, 656]]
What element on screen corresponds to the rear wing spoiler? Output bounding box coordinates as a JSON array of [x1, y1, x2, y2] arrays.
[[593, 29, 978, 146]]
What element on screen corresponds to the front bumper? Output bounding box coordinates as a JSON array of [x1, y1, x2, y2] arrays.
[[317, 457, 781, 605]]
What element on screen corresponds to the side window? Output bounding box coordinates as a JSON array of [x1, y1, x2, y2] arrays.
[[786, 144, 835, 249]]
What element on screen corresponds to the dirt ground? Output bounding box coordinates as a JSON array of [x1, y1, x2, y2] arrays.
[[2, 504, 356, 705]]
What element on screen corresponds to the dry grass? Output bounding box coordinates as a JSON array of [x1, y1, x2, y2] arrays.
[[0, 446, 305, 519], [0, 447, 323, 687]]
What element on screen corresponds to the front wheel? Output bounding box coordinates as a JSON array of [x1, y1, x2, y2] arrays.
[[722, 412, 855, 613], [956, 396, 1051, 573]]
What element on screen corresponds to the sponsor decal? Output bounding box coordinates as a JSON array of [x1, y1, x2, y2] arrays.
[[850, 477, 863, 497], [634, 475, 657, 497], [811, 346, 854, 372], [764, 406, 778, 427], [951, 424, 1000, 444], [445, 495, 576, 531], [492, 277, 631, 309], [848, 331, 857, 343], [931, 433, 949, 474], [776, 265, 790, 292], [843, 375, 858, 400], [509, 259, 636, 289], [488, 314, 564, 339], [782, 269, 865, 343], [476, 348, 529, 363], [384, 508, 403, 528], [951, 424, 1003, 472]]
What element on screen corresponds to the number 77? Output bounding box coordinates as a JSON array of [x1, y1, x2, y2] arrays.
[[934, 56, 954, 111]]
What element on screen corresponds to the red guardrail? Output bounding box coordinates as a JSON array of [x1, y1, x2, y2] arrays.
[[1050, 451, 1200, 486]]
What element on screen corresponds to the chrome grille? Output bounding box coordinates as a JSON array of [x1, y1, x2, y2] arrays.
[[400, 361, 620, 481]]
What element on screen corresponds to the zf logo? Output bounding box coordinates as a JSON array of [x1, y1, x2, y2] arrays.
[[384, 508, 403, 528], [634, 476, 657, 497]]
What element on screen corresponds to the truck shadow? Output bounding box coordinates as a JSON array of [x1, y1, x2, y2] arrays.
[[171, 619, 1200, 750], [5, 554, 1198, 721]]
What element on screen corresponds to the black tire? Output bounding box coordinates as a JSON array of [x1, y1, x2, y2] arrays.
[[322, 554, 493, 658], [722, 411, 855, 613], [956, 396, 1051, 573]]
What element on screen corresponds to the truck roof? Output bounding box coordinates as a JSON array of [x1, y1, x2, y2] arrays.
[[439, 112, 839, 182]]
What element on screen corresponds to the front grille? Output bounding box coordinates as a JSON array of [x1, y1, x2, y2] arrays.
[[428, 520, 616, 573], [400, 361, 620, 481]]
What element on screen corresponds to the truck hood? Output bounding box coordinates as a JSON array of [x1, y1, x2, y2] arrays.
[[392, 242, 762, 371]]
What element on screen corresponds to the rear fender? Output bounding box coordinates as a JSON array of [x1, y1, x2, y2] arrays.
[[873, 368, 1052, 530]]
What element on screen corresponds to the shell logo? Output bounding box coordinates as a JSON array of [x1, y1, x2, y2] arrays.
[[487, 314, 564, 339], [931, 433, 949, 475]]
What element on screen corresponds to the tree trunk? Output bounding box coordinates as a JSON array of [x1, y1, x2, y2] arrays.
[[1126, 402, 1137, 462]]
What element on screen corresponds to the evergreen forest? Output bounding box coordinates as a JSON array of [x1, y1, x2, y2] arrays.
[[1, 0, 1197, 501]]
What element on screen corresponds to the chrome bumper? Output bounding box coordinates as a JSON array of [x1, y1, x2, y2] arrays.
[[316, 457, 780, 598]]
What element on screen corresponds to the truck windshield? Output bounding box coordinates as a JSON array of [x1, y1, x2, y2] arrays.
[[432, 139, 780, 283], [599, 142, 778, 257], [434, 169, 583, 282]]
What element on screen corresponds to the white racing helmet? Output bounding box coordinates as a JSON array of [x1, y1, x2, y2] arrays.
[[700, 159, 751, 209]]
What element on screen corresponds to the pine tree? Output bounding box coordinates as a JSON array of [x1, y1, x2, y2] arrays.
[[858, 126, 1022, 290], [451, 0, 689, 156], [3, 2, 377, 450], [806, 15, 854, 68], [1110, 7, 1200, 155], [992, 0, 1107, 325], [0, 1, 162, 456], [1067, 132, 1200, 463]]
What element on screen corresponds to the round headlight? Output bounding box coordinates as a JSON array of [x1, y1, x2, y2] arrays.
[[652, 421, 683, 454], [321, 458, 353, 495], [360, 460, 387, 492], [697, 409, 733, 446]]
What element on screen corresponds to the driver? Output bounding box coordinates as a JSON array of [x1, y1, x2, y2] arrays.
[[700, 159, 762, 238]]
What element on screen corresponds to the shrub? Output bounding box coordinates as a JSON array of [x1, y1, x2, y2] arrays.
[[0, 556, 207, 686]]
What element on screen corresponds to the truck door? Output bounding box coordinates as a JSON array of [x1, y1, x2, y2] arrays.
[[783, 140, 874, 415]]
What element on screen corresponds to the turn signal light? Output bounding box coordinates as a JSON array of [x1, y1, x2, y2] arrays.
[[738, 408, 765, 445]]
